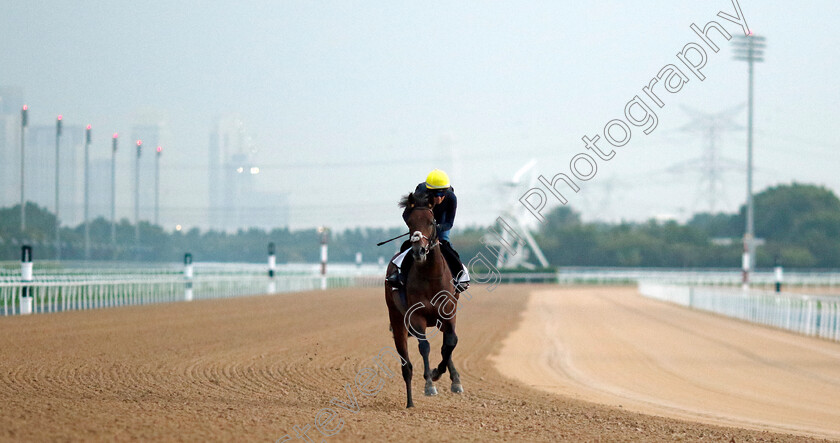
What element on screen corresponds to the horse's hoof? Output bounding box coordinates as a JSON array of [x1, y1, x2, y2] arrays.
[[451, 383, 464, 394], [424, 385, 438, 396], [406, 403, 414, 408], [431, 368, 442, 382]]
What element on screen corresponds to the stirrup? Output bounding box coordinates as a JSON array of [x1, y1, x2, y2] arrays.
[[454, 280, 470, 293]]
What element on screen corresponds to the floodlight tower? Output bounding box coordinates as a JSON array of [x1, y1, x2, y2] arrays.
[[111, 133, 118, 257], [55, 115, 63, 261], [84, 124, 92, 260], [155, 146, 162, 225], [135, 139, 142, 256], [733, 32, 766, 288], [20, 105, 28, 232]]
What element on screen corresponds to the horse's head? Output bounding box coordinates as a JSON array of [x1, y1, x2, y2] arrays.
[[400, 192, 438, 264]]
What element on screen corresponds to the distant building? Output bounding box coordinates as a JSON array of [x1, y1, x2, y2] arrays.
[[88, 158, 112, 220], [207, 115, 288, 231], [24, 124, 86, 226]]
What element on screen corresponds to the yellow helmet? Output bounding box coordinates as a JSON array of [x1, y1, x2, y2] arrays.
[[425, 169, 450, 190]]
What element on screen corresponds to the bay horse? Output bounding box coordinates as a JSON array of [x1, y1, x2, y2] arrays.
[[385, 192, 463, 408]]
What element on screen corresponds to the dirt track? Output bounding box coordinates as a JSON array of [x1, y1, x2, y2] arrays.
[[0, 285, 830, 442], [495, 287, 840, 440]]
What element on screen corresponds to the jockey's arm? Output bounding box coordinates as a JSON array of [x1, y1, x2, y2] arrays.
[[436, 192, 457, 239]]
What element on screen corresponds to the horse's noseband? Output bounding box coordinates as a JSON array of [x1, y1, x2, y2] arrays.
[[410, 230, 438, 256], [409, 207, 439, 258]]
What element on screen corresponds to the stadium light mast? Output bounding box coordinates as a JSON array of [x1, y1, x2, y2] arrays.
[[111, 133, 118, 258], [155, 146, 162, 226], [20, 105, 28, 232], [55, 115, 63, 261], [135, 139, 142, 258], [84, 124, 92, 260], [733, 32, 766, 289]]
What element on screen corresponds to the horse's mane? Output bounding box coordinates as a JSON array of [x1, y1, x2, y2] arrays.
[[398, 191, 430, 209]]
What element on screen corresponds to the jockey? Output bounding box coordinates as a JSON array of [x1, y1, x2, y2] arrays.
[[387, 169, 470, 293]]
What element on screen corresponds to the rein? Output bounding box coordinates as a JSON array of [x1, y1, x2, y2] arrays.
[[410, 207, 440, 252]]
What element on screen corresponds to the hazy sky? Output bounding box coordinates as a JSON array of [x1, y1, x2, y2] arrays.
[[2, 1, 838, 230]]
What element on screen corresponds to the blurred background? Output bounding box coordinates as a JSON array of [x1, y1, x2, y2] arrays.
[[1, 1, 838, 267]]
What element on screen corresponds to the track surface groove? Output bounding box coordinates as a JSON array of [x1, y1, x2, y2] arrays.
[[0, 285, 825, 441]]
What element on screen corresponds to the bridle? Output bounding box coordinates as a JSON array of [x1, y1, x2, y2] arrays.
[[409, 207, 439, 257]]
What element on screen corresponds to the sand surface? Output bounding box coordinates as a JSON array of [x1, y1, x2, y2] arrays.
[[0, 285, 828, 441], [494, 286, 840, 440]]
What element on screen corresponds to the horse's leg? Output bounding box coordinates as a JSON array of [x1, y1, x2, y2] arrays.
[[388, 307, 414, 408], [431, 323, 457, 382], [447, 359, 463, 394], [418, 337, 437, 396], [394, 331, 413, 408]]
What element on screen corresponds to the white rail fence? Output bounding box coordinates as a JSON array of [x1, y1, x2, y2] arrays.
[[557, 268, 840, 288], [638, 282, 840, 342], [1, 273, 383, 316], [0, 262, 388, 280]]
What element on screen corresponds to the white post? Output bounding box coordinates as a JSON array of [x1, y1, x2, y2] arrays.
[[774, 256, 783, 293], [804, 297, 813, 336], [319, 227, 328, 290], [184, 253, 194, 301], [355, 252, 362, 268], [20, 245, 33, 315], [741, 241, 750, 291], [267, 242, 277, 294]]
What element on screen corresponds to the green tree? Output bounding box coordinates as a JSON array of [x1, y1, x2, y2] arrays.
[[751, 183, 840, 242]]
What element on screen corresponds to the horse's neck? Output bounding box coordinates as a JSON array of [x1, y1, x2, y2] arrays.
[[415, 247, 448, 278]]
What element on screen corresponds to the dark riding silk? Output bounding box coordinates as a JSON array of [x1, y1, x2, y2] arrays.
[[402, 183, 457, 242]]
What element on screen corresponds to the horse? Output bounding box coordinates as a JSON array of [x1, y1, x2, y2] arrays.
[[385, 191, 463, 408]]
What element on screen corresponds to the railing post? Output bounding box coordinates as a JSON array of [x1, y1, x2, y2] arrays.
[[804, 297, 813, 336], [318, 227, 329, 290], [184, 253, 194, 301], [267, 242, 276, 294], [774, 256, 783, 293], [741, 240, 750, 291], [20, 245, 33, 315]]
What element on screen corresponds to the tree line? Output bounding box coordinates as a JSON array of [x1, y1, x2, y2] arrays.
[[0, 204, 406, 264], [1, 183, 838, 268], [454, 183, 840, 269]]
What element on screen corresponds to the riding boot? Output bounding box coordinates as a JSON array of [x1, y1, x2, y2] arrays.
[[399, 285, 407, 307], [386, 271, 401, 287], [441, 241, 470, 293], [389, 251, 414, 307]]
